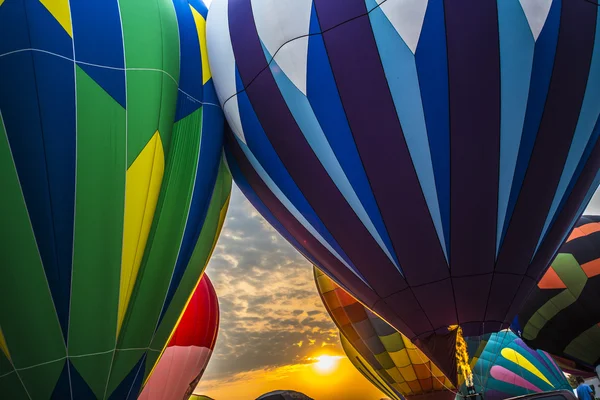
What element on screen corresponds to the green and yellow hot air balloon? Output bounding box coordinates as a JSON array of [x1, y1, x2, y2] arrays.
[[0, 0, 230, 398]]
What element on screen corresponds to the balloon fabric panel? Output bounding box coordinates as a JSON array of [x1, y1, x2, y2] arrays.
[[516, 215, 600, 372], [0, 0, 231, 398], [211, 0, 600, 380]]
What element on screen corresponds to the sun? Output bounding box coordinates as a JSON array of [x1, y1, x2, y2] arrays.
[[312, 355, 342, 374]]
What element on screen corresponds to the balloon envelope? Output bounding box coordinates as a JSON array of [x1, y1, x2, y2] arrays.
[[515, 215, 600, 374], [0, 0, 231, 398], [314, 267, 455, 399], [466, 331, 571, 400], [139, 274, 219, 400], [210, 0, 600, 376]]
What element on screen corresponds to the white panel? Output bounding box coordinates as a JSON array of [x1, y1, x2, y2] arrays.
[[519, 0, 553, 41], [376, 0, 429, 54], [251, 0, 312, 94], [207, 0, 246, 143], [207, 0, 238, 104]]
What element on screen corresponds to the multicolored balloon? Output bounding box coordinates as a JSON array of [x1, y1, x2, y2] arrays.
[[314, 267, 455, 400], [466, 331, 571, 400], [514, 215, 600, 375], [139, 274, 219, 400], [0, 0, 230, 398], [210, 0, 600, 379]]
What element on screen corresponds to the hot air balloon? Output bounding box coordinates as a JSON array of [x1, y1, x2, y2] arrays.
[[0, 0, 231, 398], [208, 0, 600, 381], [465, 331, 572, 400], [314, 268, 455, 400], [514, 215, 600, 377], [340, 334, 404, 400], [139, 274, 219, 400]]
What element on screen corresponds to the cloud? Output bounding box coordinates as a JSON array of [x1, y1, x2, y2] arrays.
[[202, 186, 340, 380]]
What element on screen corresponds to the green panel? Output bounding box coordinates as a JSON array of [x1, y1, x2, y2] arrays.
[[0, 346, 13, 376], [106, 350, 145, 398], [68, 67, 125, 368], [524, 254, 588, 340], [375, 352, 396, 370], [0, 114, 66, 369], [565, 324, 600, 365], [0, 371, 29, 399], [70, 351, 115, 399], [106, 108, 203, 396], [145, 160, 232, 378], [156, 0, 180, 152], [18, 358, 64, 400], [380, 333, 405, 353], [119, 0, 180, 165]]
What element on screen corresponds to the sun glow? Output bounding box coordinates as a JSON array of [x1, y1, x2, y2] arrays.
[[311, 355, 343, 373]]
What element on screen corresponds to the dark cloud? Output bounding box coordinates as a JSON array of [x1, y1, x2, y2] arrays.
[[202, 186, 339, 380]]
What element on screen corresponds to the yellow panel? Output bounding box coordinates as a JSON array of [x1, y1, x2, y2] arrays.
[[389, 348, 410, 367], [386, 367, 404, 383], [0, 327, 11, 361], [189, 4, 211, 84], [317, 273, 336, 294], [501, 348, 553, 387], [398, 365, 418, 381], [397, 382, 412, 394], [407, 347, 427, 364], [117, 132, 165, 336], [40, 0, 72, 37]]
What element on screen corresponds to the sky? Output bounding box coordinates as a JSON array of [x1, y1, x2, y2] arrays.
[[193, 185, 387, 399], [192, 183, 600, 400]]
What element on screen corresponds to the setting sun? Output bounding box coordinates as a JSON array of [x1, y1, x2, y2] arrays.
[[311, 355, 343, 374]]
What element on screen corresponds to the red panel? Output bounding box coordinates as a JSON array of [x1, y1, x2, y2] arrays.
[[168, 274, 220, 349]]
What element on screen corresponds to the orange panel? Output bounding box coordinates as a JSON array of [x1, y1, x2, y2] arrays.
[[567, 227, 586, 242], [577, 222, 600, 236], [408, 379, 423, 393], [419, 378, 433, 391], [581, 258, 600, 278], [414, 363, 432, 380], [538, 267, 567, 289], [322, 291, 341, 311], [336, 288, 357, 307], [332, 308, 350, 326]]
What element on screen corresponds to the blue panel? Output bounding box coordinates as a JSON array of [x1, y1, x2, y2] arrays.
[[226, 147, 329, 272], [415, 0, 450, 257], [0, 48, 76, 340], [536, 6, 600, 253], [173, 0, 203, 121], [25, 0, 73, 59], [305, 7, 400, 268], [369, 3, 446, 261], [496, 0, 535, 255], [500, 0, 562, 246], [54, 361, 97, 400], [50, 361, 71, 400], [236, 69, 358, 274], [70, 0, 126, 108], [158, 102, 225, 323], [109, 355, 146, 400], [0, 1, 31, 55]]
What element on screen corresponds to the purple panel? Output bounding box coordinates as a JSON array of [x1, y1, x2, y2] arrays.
[[462, 321, 503, 338], [504, 277, 537, 325], [226, 134, 380, 307], [364, 334, 386, 355], [353, 318, 378, 341], [528, 137, 600, 281], [385, 290, 433, 338], [495, 0, 597, 275], [452, 275, 493, 324], [444, 0, 500, 277], [313, 4, 449, 287], [483, 274, 522, 323], [227, 0, 267, 82], [312, 0, 366, 32], [514, 339, 562, 382], [411, 280, 456, 329], [371, 299, 416, 339], [229, 0, 405, 297]]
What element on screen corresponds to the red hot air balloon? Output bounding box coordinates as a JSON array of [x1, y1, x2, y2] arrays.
[[139, 274, 219, 400], [208, 0, 600, 382]]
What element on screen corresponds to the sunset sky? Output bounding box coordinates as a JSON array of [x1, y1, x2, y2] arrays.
[[192, 185, 389, 400]]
